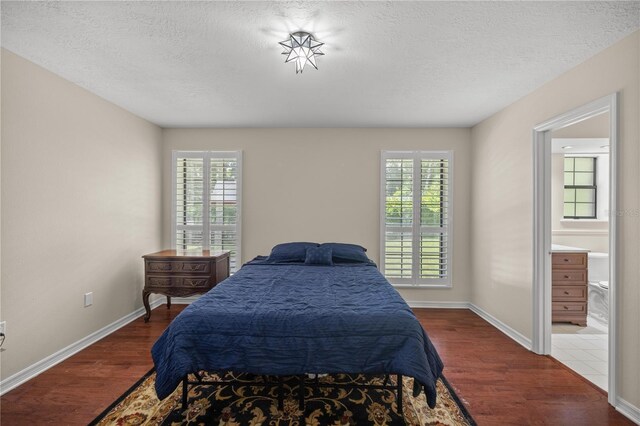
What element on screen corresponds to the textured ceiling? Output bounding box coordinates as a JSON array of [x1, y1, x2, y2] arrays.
[[1, 1, 639, 128]]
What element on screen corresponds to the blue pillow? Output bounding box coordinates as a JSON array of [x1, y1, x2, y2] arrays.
[[320, 243, 369, 263], [267, 242, 319, 263], [305, 246, 333, 266]]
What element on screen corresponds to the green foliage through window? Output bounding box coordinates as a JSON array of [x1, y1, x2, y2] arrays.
[[563, 157, 596, 219], [382, 152, 451, 285]]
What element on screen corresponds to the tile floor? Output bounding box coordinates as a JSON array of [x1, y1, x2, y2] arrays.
[[551, 317, 608, 391]]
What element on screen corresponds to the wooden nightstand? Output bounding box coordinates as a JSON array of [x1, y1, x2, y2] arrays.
[[142, 250, 230, 322]]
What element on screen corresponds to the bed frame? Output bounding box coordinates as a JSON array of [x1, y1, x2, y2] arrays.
[[151, 256, 442, 416], [180, 371, 404, 415]]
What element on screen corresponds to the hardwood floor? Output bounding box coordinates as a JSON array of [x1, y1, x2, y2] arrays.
[[0, 304, 181, 425], [415, 309, 630, 425], [0, 306, 633, 425]]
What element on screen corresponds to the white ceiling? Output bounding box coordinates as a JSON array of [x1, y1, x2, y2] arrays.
[[2, 1, 639, 128], [552, 138, 610, 154]]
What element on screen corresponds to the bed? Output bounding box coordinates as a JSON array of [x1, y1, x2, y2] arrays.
[[151, 242, 444, 412]]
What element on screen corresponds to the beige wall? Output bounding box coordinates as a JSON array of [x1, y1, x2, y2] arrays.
[[471, 31, 639, 406], [162, 128, 472, 304], [0, 49, 163, 380], [552, 112, 609, 139]]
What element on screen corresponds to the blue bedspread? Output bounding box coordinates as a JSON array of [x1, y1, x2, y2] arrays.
[[151, 258, 444, 408]]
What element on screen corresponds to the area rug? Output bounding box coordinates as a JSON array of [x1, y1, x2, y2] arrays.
[[90, 370, 475, 425]]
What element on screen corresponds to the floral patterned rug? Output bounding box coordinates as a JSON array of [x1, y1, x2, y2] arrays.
[[90, 370, 475, 425]]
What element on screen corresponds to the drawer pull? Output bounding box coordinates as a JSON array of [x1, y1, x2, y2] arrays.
[[564, 275, 569, 278], [564, 291, 569, 295], [564, 306, 568, 310], [563, 259, 569, 262]]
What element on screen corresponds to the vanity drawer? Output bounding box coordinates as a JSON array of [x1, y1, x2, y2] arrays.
[[146, 260, 211, 274], [551, 251, 588, 326], [552, 302, 586, 313], [552, 253, 587, 269], [552, 270, 587, 283], [552, 285, 587, 301]]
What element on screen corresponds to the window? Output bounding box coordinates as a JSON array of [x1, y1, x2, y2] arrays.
[[172, 151, 242, 272], [563, 157, 596, 219], [380, 151, 452, 287]]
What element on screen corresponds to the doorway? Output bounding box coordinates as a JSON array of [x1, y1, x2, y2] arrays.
[[532, 93, 618, 405], [549, 115, 610, 391]]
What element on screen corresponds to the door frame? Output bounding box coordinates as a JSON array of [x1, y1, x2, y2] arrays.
[[532, 93, 618, 405]]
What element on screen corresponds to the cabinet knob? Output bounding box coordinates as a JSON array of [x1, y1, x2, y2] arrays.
[[563, 258, 569, 262], [564, 275, 569, 279], [564, 291, 569, 295], [564, 306, 568, 310]]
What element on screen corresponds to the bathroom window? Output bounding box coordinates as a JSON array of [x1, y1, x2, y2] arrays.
[[380, 151, 452, 287], [563, 157, 596, 219]]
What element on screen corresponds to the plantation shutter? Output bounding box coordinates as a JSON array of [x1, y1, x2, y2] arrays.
[[209, 156, 240, 272], [173, 151, 242, 273], [175, 155, 205, 250], [381, 151, 452, 287], [382, 158, 414, 279]]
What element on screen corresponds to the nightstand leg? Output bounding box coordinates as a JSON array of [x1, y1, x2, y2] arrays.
[[167, 296, 171, 309], [143, 290, 152, 323]]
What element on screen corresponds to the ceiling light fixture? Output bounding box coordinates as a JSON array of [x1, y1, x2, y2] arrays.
[[562, 146, 573, 149], [279, 31, 324, 74]]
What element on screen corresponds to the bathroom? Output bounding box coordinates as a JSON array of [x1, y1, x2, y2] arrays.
[[549, 113, 610, 391]]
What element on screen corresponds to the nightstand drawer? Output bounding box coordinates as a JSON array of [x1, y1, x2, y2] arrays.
[[146, 276, 211, 289], [552, 302, 586, 313], [142, 250, 230, 322], [146, 260, 211, 274], [552, 253, 587, 269], [552, 285, 587, 301], [552, 270, 587, 283]]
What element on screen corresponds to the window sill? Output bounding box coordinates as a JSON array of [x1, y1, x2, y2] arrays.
[[391, 284, 453, 289], [560, 219, 609, 223]]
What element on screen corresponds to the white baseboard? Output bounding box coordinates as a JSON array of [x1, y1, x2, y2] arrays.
[[0, 298, 164, 396], [468, 303, 533, 350], [411, 301, 639, 421], [404, 300, 533, 350], [616, 397, 640, 425], [407, 300, 532, 350], [552, 229, 608, 236], [407, 301, 471, 309]]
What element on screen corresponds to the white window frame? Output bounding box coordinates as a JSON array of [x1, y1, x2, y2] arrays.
[[379, 150, 453, 288], [562, 156, 597, 220], [171, 150, 242, 271], [561, 153, 609, 222]]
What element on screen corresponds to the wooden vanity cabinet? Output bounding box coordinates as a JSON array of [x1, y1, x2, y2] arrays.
[[551, 252, 588, 326]]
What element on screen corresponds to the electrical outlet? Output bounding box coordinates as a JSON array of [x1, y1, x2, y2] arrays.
[[84, 292, 93, 307], [0, 321, 6, 334]]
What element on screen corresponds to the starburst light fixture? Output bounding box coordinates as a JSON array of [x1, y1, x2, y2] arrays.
[[279, 31, 324, 74]]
